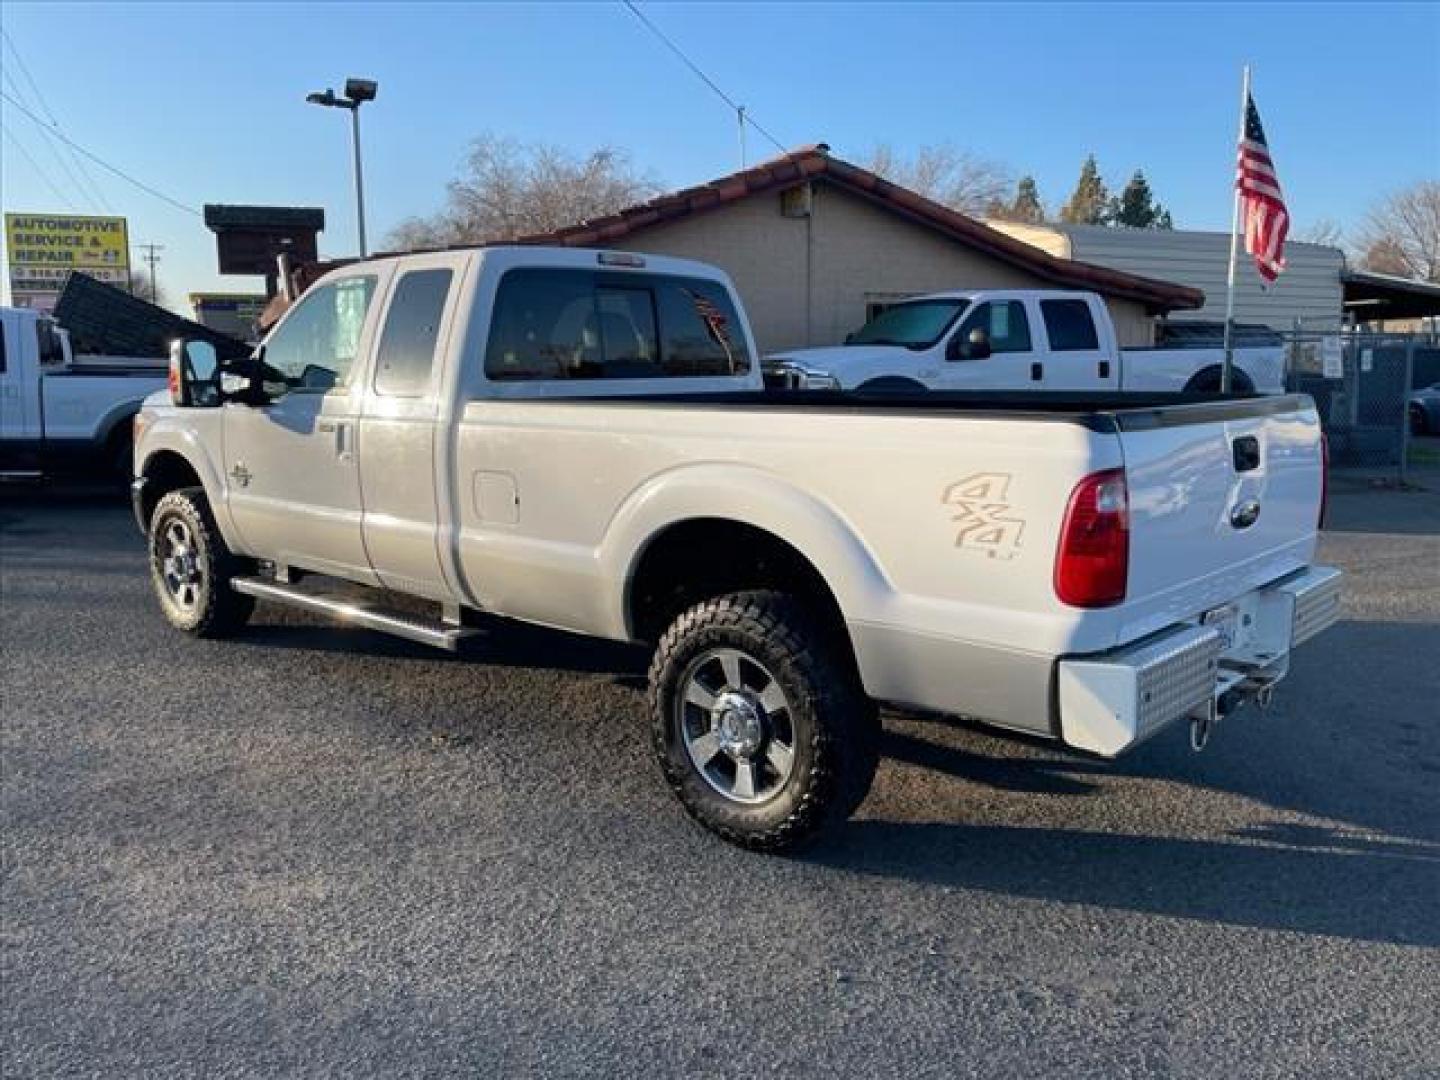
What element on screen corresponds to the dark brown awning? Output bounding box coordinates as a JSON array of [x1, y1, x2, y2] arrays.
[[1343, 269, 1440, 321]]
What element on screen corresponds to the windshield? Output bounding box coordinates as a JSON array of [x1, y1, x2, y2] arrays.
[[846, 299, 968, 349]]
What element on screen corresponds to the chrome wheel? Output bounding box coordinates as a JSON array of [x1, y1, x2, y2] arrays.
[[159, 518, 205, 613], [677, 647, 796, 805]]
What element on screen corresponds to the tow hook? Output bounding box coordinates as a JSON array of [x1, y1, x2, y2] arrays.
[[1191, 684, 1276, 751], [1189, 699, 1218, 752]]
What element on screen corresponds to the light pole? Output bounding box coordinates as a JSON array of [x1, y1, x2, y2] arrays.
[[306, 77, 378, 257]]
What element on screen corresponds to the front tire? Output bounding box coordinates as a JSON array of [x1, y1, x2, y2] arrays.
[[649, 590, 879, 852], [147, 487, 255, 637]]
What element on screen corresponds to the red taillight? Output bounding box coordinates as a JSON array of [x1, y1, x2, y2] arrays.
[[1318, 432, 1330, 530], [1055, 468, 1129, 608]]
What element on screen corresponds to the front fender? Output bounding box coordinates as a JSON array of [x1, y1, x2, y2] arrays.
[[598, 462, 893, 640], [136, 413, 241, 549]]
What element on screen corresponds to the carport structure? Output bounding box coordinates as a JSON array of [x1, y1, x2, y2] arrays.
[[1343, 269, 1440, 330]]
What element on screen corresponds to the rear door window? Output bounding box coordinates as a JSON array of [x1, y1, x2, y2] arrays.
[[484, 268, 748, 381], [1040, 299, 1100, 351], [374, 268, 453, 396]]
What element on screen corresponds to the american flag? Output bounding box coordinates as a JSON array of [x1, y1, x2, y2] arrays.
[[1236, 93, 1289, 283]]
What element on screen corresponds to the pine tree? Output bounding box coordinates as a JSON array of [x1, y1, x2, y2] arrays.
[[1110, 170, 1172, 229], [1059, 155, 1110, 225], [987, 175, 1046, 224], [1010, 176, 1045, 224]]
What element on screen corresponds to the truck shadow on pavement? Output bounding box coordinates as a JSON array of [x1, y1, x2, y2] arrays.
[[809, 614, 1440, 947], [809, 817, 1440, 947]]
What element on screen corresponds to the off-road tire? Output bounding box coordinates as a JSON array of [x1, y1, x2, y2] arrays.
[[147, 486, 255, 637], [649, 590, 879, 852]]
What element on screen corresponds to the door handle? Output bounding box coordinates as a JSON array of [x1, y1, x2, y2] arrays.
[[1098, 360, 1111, 379], [317, 419, 352, 459], [1030, 362, 1043, 382], [1232, 435, 1260, 472]]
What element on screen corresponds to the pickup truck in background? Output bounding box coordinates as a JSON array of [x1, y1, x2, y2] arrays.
[[132, 247, 1340, 852], [765, 289, 1287, 395], [1, 306, 167, 480]]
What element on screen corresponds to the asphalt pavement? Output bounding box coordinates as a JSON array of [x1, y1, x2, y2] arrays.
[[3, 478, 1438, 1078]]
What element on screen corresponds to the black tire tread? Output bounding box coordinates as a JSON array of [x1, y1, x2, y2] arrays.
[[648, 590, 878, 852], [148, 487, 254, 638]]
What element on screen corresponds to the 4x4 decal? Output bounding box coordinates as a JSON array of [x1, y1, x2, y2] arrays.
[[942, 473, 1025, 560]]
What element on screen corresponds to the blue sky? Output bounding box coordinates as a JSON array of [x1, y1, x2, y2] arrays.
[[2, 1, 1437, 310]]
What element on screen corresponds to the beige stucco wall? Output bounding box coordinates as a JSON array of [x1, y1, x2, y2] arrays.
[[1106, 298, 1155, 347], [619, 181, 1156, 353], [619, 195, 811, 355]]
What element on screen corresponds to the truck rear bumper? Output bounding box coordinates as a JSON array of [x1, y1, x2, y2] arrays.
[[1057, 565, 1342, 756]]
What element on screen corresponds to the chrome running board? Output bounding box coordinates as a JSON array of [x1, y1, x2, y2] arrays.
[[231, 576, 477, 651]]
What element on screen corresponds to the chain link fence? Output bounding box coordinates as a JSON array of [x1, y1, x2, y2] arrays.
[[1282, 330, 1440, 483]]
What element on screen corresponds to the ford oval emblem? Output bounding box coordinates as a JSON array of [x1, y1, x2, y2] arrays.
[[1230, 500, 1261, 529]]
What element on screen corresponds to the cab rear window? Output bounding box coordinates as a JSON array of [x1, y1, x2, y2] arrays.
[[484, 268, 749, 380]]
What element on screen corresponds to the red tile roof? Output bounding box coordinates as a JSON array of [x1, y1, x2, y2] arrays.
[[518, 144, 1203, 312]]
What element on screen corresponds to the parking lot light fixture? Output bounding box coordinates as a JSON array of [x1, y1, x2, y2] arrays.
[[305, 78, 378, 257]]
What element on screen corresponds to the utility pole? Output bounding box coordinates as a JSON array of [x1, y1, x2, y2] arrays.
[[134, 242, 164, 303]]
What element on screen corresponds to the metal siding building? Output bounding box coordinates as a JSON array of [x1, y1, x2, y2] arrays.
[[988, 222, 1346, 332]]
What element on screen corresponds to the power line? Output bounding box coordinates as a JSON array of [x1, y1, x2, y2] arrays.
[[2, 122, 78, 210], [0, 29, 113, 212], [619, 1, 789, 160], [1, 65, 97, 211], [0, 90, 201, 217]]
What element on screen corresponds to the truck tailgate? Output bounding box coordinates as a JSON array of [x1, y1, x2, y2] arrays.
[[1111, 395, 1324, 645]]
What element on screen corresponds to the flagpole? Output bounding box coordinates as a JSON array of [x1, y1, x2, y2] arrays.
[[1221, 64, 1251, 393]]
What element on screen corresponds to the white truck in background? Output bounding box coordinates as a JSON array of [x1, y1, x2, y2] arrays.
[[1, 306, 167, 480], [766, 289, 1287, 394], [132, 247, 1339, 852]]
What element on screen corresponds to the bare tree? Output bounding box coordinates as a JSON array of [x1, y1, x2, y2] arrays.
[[1355, 181, 1440, 282], [386, 134, 662, 250], [861, 143, 1012, 218], [1296, 219, 1344, 247]]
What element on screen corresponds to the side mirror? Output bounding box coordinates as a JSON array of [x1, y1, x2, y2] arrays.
[[168, 339, 221, 407], [947, 327, 992, 361], [224, 349, 289, 406]]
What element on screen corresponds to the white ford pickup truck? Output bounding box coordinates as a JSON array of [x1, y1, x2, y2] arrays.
[[1, 306, 167, 480], [766, 289, 1286, 395], [132, 247, 1341, 851]]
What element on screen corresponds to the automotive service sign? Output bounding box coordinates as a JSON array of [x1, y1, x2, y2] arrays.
[[4, 212, 130, 310]]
